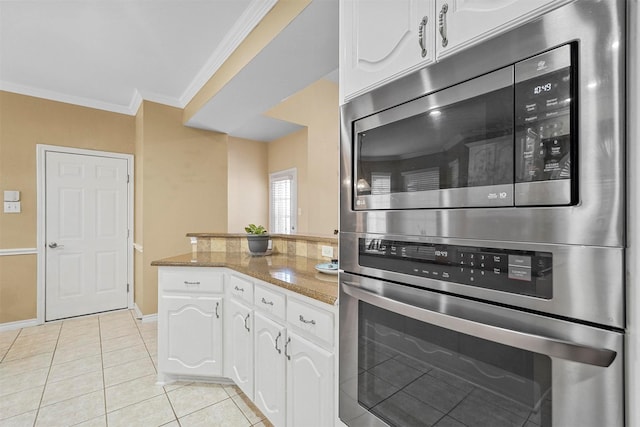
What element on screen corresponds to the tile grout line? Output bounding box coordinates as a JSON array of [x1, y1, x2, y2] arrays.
[[99, 314, 109, 427], [31, 323, 62, 427]]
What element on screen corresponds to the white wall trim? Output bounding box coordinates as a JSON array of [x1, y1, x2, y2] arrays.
[[36, 145, 135, 324], [133, 243, 143, 253], [0, 248, 37, 256], [178, 0, 278, 107], [0, 318, 39, 332], [134, 303, 158, 324]]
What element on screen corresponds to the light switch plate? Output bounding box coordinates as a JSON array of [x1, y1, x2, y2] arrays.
[[4, 201, 21, 213], [3, 190, 20, 202]]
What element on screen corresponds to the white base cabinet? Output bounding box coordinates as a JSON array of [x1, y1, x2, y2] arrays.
[[157, 267, 225, 383], [157, 267, 338, 427], [254, 312, 287, 427], [286, 331, 334, 427], [226, 298, 254, 400]]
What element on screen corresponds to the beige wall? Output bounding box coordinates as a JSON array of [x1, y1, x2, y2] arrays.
[[136, 101, 229, 315], [0, 90, 135, 323], [268, 128, 309, 233], [266, 79, 339, 235], [228, 137, 268, 233]]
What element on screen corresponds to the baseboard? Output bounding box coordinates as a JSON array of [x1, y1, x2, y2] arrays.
[[0, 318, 40, 332], [133, 303, 158, 323]]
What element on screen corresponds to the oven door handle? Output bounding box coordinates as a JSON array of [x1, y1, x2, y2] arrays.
[[342, 280, 617, 367]]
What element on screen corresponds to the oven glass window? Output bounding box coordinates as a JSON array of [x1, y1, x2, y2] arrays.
[[358, 302, 552, 427], [355, 87, 514, 198]]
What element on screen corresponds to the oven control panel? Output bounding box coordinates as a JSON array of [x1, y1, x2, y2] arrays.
[[359, 238, 552, 298]]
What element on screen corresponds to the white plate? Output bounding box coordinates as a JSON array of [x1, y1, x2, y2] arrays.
[[315, 263, 339, 275]]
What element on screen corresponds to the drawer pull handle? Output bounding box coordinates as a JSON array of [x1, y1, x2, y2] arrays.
[[235, 285, 245, 292], [299, 315, 316, 325], [244, 313, 251, 332], [215, 302, 220, 319], [261, 297, 274, 306], [275, 331, 282, 354], [285, 337, 291, 361], [184, 281, 200, 287]]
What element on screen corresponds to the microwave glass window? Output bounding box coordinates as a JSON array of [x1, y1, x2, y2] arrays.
[[358, 302, 552, 427], [355, 86, 514, 197], [515, 66, 572, 183]]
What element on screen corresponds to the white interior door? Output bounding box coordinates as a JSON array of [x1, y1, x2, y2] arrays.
[[45, 151, 129, 321]]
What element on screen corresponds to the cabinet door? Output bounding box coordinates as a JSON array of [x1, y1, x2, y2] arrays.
[[286, 332, 334, 427], [341, 0, 435, 102], [159, 296, 223, 377], [435, 0, 573, 58], [254, 313, 286, 427], [228, 298, 254, 399]]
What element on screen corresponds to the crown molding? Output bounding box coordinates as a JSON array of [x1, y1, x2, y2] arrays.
[[0, 80, 139, 115], [178, 0, 278, 107]]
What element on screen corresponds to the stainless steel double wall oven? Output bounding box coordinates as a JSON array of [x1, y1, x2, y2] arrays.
[[339, 2, 626, 426]]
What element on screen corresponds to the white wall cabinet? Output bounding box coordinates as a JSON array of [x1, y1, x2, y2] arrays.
[[157, 267, 225, 383], [340, 0, 573, 102], [434, 0, 574, 59], [340, 0, 435, 102], [226, 297, 254, 400]]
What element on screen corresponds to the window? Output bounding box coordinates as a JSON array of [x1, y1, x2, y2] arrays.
[[370, 172, 391, 195], [402, 167, 440, 192], [270, 168, 297, 234]]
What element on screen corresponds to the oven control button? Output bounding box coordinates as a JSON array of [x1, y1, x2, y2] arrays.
[[509, 266, 532, 281]]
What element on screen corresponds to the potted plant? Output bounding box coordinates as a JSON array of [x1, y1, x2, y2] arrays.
[[245, 224, 270, 255]]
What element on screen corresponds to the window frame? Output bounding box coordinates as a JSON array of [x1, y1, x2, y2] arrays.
[[269, 168, 298, 234]]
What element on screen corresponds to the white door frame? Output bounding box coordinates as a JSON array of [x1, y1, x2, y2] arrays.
[[36, 144, 134, 324]]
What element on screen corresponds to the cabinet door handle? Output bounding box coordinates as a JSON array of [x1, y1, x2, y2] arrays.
[[275, 331, 282, 354], [299, 315, 316, 325], [261, 297, 274, 306], [418, 15, 428, 58], [284, 337, 291, 361], [244, 313, 251, 332], [184, 281, 200, 287], [438, 3, 448, 47], [215, 301, 220, 319], [234, 285, 244, 292]]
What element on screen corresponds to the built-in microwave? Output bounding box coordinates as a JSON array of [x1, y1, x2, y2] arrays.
[[353, 44, 576, 210]]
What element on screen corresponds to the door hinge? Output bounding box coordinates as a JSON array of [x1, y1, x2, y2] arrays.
[[127, 283, 130, 292], [127, 174, 130, 183], [127, 229, 130, 238]]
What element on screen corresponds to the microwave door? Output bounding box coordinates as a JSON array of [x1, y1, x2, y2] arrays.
[[353, 66, 515, 211]]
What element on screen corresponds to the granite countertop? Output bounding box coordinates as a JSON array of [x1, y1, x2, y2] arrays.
[[151, 252, 338, 305]]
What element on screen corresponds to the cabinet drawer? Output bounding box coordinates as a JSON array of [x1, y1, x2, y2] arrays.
[[287, 298, 334, 346], [160, 268, 224, 293], [229, 274, 254, 304], [254, 284, 285, 319]]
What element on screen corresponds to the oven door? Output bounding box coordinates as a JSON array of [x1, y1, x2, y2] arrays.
[[338, 273, 624, 427]]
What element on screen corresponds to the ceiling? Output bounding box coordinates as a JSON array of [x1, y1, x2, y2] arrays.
[[0, 0, 338, 141]]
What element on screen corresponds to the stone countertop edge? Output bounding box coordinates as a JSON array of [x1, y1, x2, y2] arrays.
[[151, 252, 338, 306]]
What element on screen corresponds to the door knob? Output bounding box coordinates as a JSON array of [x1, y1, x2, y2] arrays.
[[48, 242, 64, 249]]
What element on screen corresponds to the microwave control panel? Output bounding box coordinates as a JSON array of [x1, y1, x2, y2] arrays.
[[359, 238, 552, 299]]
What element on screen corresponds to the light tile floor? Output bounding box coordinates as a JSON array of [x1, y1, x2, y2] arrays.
[[0, 310, 272, 427]]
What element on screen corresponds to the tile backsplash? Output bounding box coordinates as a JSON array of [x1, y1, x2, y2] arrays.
[[190, 233, 338, 260]]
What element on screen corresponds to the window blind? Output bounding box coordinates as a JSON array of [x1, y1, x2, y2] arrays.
[[402, 168, 440, 192], [270, 168, 297, 234]]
